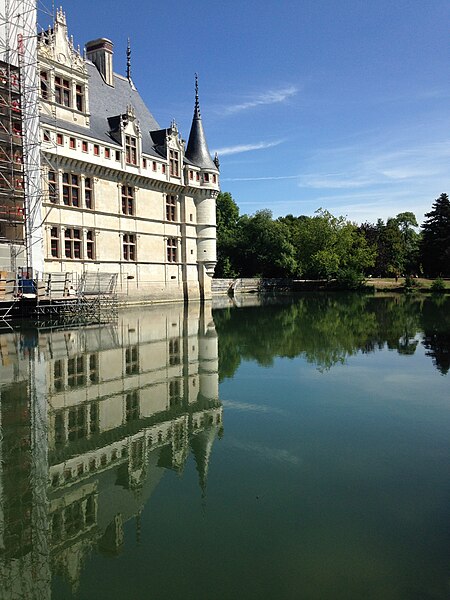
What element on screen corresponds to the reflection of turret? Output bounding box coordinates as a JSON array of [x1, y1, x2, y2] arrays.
[[198, 305, 219, 402], [190, 425, 218, 498]]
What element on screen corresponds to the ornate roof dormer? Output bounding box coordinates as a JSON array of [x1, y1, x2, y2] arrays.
[[185, 74, 217, 172], [38, 6, 85, 73]]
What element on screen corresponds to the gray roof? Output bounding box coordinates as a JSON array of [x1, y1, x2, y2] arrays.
[[41, 62, 163, 158], [185, 82, 218, 172]]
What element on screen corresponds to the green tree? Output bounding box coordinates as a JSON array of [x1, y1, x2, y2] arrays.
[[421, 193, 450, 277], [236, 210, 298, 277], [292, 209, 375, 281], [396, 212, 420, 275], [215, 192, 240, 277]]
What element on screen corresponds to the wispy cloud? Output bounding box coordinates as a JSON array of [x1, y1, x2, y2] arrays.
[[223, 85, 298, 114], [213, 139, 284, 156], [222, 174, 300, 182]]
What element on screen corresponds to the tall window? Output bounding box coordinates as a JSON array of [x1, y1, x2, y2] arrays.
[[62, 173, 79, 207], [48, 170, 57, 203], [50, 227, 59, 257], [121, 185, 134, 215], [55, 76, 70, 107], [125, 135, 137, 165], [40, 70, 48, 99], [75, 84, 84, 111], [84, 177, 92, 209], [86, 230, 95, 260], [166, 195, 177, 221], [64, 228, 82, 259], [167, 238, 177, 263], [169, 149, 179, 177], [123, 233, 136, 261]]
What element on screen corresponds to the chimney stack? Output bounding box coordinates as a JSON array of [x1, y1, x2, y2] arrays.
[[86, 38, 114, 86]]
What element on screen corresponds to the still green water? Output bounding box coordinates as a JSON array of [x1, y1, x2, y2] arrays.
[[0, 293, 449, 600]]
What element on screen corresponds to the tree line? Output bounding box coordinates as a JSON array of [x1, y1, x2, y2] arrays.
[[215, 192, 450, 284], [214, 293, 450, 379]]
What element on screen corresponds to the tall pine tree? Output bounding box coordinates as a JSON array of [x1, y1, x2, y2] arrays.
[[421, 193, 450, 277]]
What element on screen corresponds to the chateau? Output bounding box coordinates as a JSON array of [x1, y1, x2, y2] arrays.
[[0, 6, 219, 301]]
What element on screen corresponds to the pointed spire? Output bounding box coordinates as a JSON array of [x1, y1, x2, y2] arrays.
[[126, 38, 131, 81], [185, 74, 218, 171], [194, 72, 200, 118]]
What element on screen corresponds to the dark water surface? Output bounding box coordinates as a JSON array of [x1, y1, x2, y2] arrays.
[[0, 294, 449, 600]]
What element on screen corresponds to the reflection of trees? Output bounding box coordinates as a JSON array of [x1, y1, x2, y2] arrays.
[[421, 296, 450, 375], [214, 293, 439, 379]]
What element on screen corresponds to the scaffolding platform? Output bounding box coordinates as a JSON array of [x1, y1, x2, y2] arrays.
[[0, 271, 118, 327]]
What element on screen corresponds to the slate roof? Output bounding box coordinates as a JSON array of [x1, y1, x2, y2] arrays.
[[41, 61, 163, 158], [41, 61, 216, 168], [185, 84, 218, 172]]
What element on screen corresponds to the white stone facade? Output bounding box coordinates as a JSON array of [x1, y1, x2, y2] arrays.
[[37, 8, 219, 302]]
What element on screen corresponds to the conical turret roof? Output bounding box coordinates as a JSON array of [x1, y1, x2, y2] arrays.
[[185, 75, 218, 171]]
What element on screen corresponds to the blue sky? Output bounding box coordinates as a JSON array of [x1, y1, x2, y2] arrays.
[[43, 0, 450, 225]]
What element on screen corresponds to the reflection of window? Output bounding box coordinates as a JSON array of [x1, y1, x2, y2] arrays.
[[54, 359, 63, 389], [89, 354, 98, 382], [67, 355, 84, 387], [52, 511, 62, 543], [65, 501, 83, 537], [68, 405, 86, 441], [125, 345, 139, 374], [126, 390, 139, 422], [131, 438, 144, 469], [54, 411, 64, 446], [123, 233, 136, 261], [169, 338, 180, 365], [85, 495, 96, 525], [169, 379, 181, 407], [121, 185, 134, 215], [90, 402, 99, 434], [166, 195, 176, 221]]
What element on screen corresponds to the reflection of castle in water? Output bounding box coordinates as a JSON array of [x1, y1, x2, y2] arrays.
[[0, 303, 222, 598]]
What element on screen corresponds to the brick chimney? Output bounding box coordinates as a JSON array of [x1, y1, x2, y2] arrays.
[[86, 38, 114, 86]]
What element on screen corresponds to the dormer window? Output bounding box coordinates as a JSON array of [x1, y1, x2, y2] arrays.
[[169, 149, 179, 177], [75, 84, 84, 111], [55, 76, 70, 107], [125, 135, 137, 165]]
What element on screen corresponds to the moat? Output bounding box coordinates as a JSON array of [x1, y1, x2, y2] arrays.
[[0, 293, 449, 599]]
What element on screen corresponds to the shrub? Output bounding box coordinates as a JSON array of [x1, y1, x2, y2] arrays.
[[336, 267, 366, 290], [430, 277, 446, 293]]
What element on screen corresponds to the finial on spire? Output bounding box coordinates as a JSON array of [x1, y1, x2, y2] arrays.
[[194, 72, 201, 118], [127, 38, 131, 81]]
